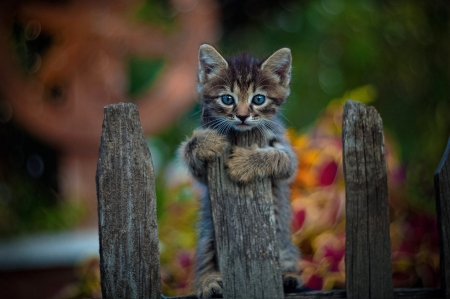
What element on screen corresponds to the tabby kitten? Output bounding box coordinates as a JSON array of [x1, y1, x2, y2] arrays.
[[179, 44, 301, 298]]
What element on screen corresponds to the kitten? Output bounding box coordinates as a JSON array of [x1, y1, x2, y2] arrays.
[[179, 44, 301, 298]]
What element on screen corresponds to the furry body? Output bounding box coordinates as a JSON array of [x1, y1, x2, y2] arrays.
[[179, 44, 301, 298]]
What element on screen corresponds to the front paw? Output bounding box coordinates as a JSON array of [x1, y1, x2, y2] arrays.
[[225, 146, 262, 184], [197, 272, 223, 298], [192, 129, 228, 161]]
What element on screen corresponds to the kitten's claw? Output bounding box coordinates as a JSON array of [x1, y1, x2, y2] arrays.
[[282, 272, 303, 293], [197, 272, 224, 299]]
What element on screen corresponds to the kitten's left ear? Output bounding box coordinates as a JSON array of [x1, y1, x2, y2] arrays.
[[198, 44, 228, 85], [261, 48, 292, 87]]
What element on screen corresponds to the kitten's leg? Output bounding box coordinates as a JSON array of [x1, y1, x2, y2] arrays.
[[179, 129, 226, 297], [273, 182, 303, 292], [196, 191, 223, 298], [179, 129, 227, 183], [226, 140, 297, 183], [227, 139, 303, 291], [280, 240, 302, 292]]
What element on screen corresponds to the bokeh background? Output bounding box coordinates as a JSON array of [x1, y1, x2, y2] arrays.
[[0, 0, 449, 297]]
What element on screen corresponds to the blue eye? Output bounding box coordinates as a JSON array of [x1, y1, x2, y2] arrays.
[[221, 95, 234, 105], [252, 95, 266, 105]]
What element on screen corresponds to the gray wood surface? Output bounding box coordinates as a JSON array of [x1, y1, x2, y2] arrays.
[[393, 288, 443, 298], [434, 137, 450, 299], [342, 100, 393, 299], [96, 103, 161, 298], [207, 129, 284, 299], [166, 288, 444, 299]]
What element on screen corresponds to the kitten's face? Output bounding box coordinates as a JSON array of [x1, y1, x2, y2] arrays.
[[198, 45, 292, 132]]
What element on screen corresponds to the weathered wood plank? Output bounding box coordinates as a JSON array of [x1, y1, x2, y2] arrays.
[[96, 103, 161, 298], [284, 290, 346, 298], [434, 137, 450, 299], [393, 288, 443, 298], [364, 106, 392, 298], [343, 101, 369, 298], [207, 129, 284, 299], [342, 100, 393, 299], [285, 288, 442, 298], [166, 288, 443, 299]]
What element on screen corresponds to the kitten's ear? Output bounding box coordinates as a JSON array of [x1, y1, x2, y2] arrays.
[[198, 44, 228, 84], [261, 48, 292, 87]]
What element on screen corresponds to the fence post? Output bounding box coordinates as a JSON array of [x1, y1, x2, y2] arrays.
[[342, 100, 393, 299], [96, 103, 161, 298], [434, 137, 450, 299], [207, 129, 284, 299]]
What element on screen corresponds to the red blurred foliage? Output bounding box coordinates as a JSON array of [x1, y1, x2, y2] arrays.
[[318, 161, 338, 186], [56, 89, 441, 297], [288, 95, 440, 290]]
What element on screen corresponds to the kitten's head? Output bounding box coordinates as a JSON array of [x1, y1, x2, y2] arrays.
[[197, 44, 291, 133]]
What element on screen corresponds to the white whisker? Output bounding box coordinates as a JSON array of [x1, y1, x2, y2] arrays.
[[214, 73, 232, 87], [189, 109, 203, 118], [278, 111, 293, 126], [255, 123, 266, 139], [201, 118, 222, 129], [255, 76, 270, 87], [262, 119, 283, 134], [256, 84, 275, 89], [203, 84, 229, 95]]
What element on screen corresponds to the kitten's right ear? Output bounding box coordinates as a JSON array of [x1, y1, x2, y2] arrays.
[[198, 44, 228, 84], [261, 48, 292, 88]]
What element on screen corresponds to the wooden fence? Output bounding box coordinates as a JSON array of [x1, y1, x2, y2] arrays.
[[96, 100, 450, 299]]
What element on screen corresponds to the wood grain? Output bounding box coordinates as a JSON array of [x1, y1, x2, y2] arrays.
[[96, 103, 161, 298], [207, 129, 284, 299], [166, 288, 444, 299], [342, 100, 393, 299], [434, 137, 450, 299]]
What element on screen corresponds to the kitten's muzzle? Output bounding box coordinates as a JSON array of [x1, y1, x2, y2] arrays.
[[236, 115, 249, 122]]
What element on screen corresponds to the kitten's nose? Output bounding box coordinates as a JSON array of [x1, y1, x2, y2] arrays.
[[237, 115, 249, 122]]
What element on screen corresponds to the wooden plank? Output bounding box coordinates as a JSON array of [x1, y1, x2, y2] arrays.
[[207, 129, 284, 299], [96, 103, 161, 298], [434, 137, 450, 299], [393, 288, 443, 298], [166, 288, 443, 299], [364, 106, 392, 298], [342, 100, 393, 298], [284, 290, 346, 298], [342, 101, 370, 298]]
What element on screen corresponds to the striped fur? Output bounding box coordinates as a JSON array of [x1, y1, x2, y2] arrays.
[[179, 44, 302, 298]]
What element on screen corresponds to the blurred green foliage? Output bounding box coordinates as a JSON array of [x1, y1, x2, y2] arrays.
[[130, 0, 449, 210], [132, 0, 175, 29], [0, 121, 85, 236], [0, 174, 84, 236], [49, 0, 449, 294], [0, 0, 445, 295], [1, 0, 448, 234], [127, 57, 164, 98], [238, 0, 448, 209]]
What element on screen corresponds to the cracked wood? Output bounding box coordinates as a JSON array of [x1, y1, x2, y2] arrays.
[[207, 129, 284, 299], [96, 103, 161, 298], [342, 100, 393, 299]]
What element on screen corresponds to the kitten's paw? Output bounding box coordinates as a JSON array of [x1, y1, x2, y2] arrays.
[[197, 272, 223, 298], [226, 146, 261, 183], [192, 129, 228, 161], [282, 272, 303, 293]]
